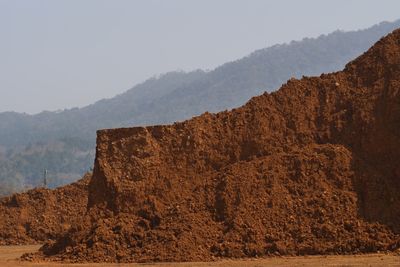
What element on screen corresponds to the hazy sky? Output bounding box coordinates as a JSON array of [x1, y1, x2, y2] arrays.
[[0, 0, 399, 114]]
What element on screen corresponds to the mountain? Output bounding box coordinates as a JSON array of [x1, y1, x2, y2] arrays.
[[1, 19, 399, 195], [29, 27, 400, 263]]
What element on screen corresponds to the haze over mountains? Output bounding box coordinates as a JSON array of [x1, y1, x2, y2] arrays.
[[0, 19, 399, 195]]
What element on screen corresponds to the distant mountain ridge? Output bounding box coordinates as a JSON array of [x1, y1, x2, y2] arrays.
[[0, 19, 399, 195]]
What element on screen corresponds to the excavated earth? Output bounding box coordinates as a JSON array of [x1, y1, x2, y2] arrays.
[[0, 173, 90, 245], [23, 29, 400, 262]]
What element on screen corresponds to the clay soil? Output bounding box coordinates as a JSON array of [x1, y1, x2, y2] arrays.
[[2, 29, 400, 264], [21, 28, 400, 263], [1, 245, 399, 266], [0, 173, 90, 245]]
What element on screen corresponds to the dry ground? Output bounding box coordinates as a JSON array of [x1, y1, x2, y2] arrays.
[[0, 245, 399, 267]]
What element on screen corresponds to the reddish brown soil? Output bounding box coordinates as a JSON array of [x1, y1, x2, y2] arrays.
[[3, 246, 400, 267], [1, 245, 399, 267], [26, 29, 400, 263], [0, 173, 90, 245]]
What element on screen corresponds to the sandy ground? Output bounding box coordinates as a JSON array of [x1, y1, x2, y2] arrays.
[[0, 245, 399, 267]]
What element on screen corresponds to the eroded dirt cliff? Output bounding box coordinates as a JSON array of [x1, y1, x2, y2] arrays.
[[29, 29, 400, 262]]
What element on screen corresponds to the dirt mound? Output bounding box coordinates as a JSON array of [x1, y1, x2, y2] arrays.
[[29, 29, 400, 262], [0, 173, 90, 245]]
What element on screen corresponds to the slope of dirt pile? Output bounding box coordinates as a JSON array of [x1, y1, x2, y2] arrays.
[[31, 29, 400, 262], [0, 173, 90, 245]]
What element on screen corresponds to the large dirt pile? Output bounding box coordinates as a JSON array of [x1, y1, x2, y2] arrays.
[[0, 173, 90, 245], [33, 29, 400, 262]]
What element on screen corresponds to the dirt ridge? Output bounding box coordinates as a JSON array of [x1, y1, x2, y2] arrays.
[[25, 29, 400, 262]]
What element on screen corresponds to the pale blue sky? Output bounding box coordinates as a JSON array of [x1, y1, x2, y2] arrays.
[[0, 0, 399, 114]]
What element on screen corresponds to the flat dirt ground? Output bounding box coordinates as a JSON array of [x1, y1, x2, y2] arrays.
[[0, 245, 399, 267]]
